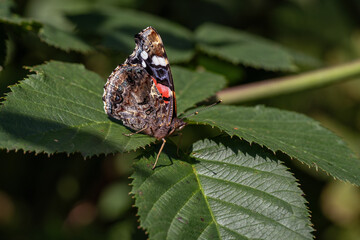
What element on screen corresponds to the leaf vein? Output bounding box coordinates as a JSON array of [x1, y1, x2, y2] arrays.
[[19, 84, 104, 114], [196, 158, 294, 181], [198, 173, 297, 212], [192, 165, 222, 239], [207, 196, 309, 239], [166, 188, 201, 240]]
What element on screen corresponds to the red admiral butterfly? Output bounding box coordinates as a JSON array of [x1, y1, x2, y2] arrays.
[[103, 26, 186, 169]]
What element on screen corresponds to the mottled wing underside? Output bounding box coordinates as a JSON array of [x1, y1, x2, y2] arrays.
[[103, 27, 186, 141], [103, 64, 169, 138]]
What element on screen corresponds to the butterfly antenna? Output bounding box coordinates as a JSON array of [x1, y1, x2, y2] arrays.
[[181, 100, 222, 119]]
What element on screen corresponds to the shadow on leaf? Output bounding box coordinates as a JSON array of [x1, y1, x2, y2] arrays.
[[0, 110, 122, 156]]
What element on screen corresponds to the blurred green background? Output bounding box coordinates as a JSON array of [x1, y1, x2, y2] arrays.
[[1, 0, 360, 239]]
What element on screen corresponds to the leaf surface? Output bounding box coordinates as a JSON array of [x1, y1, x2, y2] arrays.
[[0, 12, 92, 53], [0, 61, 153, 156], [0, 0, 13, 17], [0, 24, 6, 69], [131, 137, 313, 240], [0, 61, 223, 156], [37, 24, 93, 53], [68, 7, 194, 63], [172, 66, 226, 114], [188, 105, 360, 185], [196, 23, 307, 71]]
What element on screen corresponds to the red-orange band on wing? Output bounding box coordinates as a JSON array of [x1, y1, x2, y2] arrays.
[[156, 83, 171, 99], [151, 77, 171, 102]]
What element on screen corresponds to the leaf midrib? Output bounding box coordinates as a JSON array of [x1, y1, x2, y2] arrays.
[[165, 188, 201, 240], [192, 165, 222, 239]]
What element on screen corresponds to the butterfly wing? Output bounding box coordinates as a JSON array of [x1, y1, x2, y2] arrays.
[[103, 27, 185, 140], [125, 27, 177, 125], [103, 64, 171, 139]]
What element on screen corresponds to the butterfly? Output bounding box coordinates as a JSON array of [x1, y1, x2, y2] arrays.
[[103, 26, 186, 169]]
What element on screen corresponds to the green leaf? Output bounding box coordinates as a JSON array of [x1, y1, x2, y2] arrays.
[[37, 24, 93, 53], [0, 0, 13, 18], [0, 0, 11, 69], [131, 137, 313, 240], [188, 105, 360, 185], [286, 49, 321, 69], [0, 61, 223, 156], [0, 14, 41, 31], [67, 7, 194, 63], [0, 12, 92, 53], [195, 23, 299, 71], [0, 24, 6, 69], [172, 66, 226, 114], [0, 61, 154, 156]]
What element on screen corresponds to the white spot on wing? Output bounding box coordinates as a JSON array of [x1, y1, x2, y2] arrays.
[[141, 51, 148, 60], [142, 60, 146, 68], [152, 55, 160, 65], [158, 57, 166, 66]]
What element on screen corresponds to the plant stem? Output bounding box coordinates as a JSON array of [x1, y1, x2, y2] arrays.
[[217, 60, 360, 104]]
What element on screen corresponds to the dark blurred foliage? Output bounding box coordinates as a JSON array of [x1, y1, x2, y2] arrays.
[[1, 0, 360, 239]]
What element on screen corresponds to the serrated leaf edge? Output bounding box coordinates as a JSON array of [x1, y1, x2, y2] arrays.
[[187, 120, 354, 186]]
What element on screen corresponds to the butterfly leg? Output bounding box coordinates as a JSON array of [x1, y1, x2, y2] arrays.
[[123, 126, 147, 137], [152, 138, 166, 170]]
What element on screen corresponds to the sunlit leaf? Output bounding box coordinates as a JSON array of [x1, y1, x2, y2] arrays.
[[188, 105, 360, 185], [131, 137, 313, 239]]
